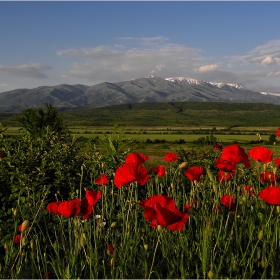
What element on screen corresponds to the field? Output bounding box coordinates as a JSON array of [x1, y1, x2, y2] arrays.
[[1, 103, 280, 278]]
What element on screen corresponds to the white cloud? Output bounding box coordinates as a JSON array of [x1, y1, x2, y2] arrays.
[[261, 56, 274, 66], [232, 40, 280, 67], [57, 44, 206, 83], [198, 64, 218, 73], [267, 71, 280, 77], [0, 63, 52, 79]]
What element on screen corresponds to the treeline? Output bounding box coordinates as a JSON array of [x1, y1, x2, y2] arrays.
[[0, 102, 280, 127]]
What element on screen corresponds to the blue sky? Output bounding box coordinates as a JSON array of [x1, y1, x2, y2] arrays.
[[1, 1, 280, 93]]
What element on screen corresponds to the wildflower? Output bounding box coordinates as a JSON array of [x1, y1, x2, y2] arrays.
[[18, 220, 30, 233], [276, 128, 280, 137], [249, 146, 273, 163], [212, 203, 222, 214], [184, 166, 204, 182], [185, 203, 191, 212], [139, 195, 189, 231], [221, 144, 251, 168], [213, 142, 223, 151], [220, 194, 236, 211], [95, 174, 108, 185], [85, 189, 102, 208], [46, 201, 62, 215], [240, 185, 255, 196], [125, 152, 148, 165], [152, 165, 166, 176], [260, 171, 278, 182], [13, 234, 21, 244], [43, 272, 51, 279], [259, 186, 280, 205], [106, 243, 115, 255], [274, 158, 280, 167], [218, 171, 233, 183], [114, 162, 149, 188], [164, 152, 178, 162], [215, 157, 236, 173], [57, 198, 93, 219]]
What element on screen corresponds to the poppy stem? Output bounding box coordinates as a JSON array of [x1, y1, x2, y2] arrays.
[[148, 232, 161, 280]]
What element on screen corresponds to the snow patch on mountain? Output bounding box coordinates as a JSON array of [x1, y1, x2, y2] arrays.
[[165, 77, 245, 90], [260, 91, 280, 97]]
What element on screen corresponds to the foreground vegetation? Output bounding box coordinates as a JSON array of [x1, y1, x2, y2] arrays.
[[1, 104, 280, 278]]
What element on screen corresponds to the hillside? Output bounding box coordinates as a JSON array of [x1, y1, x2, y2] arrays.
[[1, 102, 280, 127], [1, 76, 280, 112]]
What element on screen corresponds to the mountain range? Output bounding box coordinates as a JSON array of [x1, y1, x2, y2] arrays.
[[1, 75, 280, 112]]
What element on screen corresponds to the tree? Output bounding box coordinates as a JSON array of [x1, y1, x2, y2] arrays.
[[267, 133, 277, 145], [17, 103, 68, 138]]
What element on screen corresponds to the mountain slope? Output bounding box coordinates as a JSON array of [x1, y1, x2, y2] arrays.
[[0, 76, 280, 112]]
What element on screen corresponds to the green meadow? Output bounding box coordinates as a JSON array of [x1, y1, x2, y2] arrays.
[[1, 103, 280, 278]]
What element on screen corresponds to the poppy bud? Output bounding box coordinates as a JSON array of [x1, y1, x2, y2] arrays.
[[258, 230, 264, 240], [12, 208, 17, 216], [30, 240, 34, 250], [110, 222, 117, 228], [263, 164, 267, 172], [4, 243, 8, 251], [18, 220, 29, 233], [241, 196, 247, 205], [179, 162, 187, 169], [157, 225, 162, 232], [208, 270, 214, 279], [144, 244, 149, 250], [110, 258, 114, 266]]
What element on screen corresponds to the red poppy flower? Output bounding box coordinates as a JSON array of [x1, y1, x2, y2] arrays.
[[221, 144, 251, 168], [125, 152, 148, 165], [249, 146, 273, 163], [139, 195, 189, 231], [260, 172, 279, 182], [46, 201, 62, 215], [274, 158, 280, 166], [106, 243, 115, 255], [95, 174, 109, 185], [259, 186, 280, 205], [114, 162, 150, 188], [185, 204, 191, 212], [218, 171, 233, 183], [213, 142, 223, 151], [220, 194, 236, 211], [212, 203, 222, 214], [152, 166, 166, 176], [43, 272, 51, 279], [0, 153, 3, 158], [276, 128, 280, 137], [85, 189, 102, 207], [13, 234, 21, 244], [18, 220, 29, 233], [240, 185, 255, 196], [184, 166, 204, 182], [215, 157, 236, 173], [164, 152, 178, 162], [57, 198, 93, 219]]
